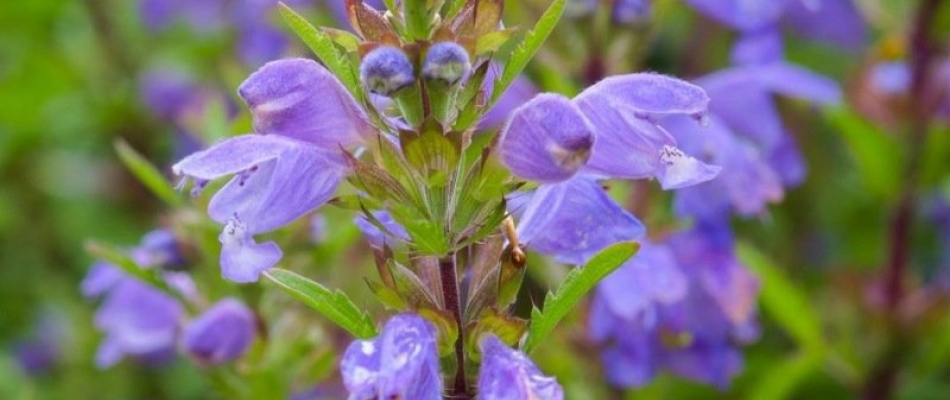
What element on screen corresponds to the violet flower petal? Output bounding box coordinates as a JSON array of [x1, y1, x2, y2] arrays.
[[517, 177, 644, 264], [477, 335, 564, 400], [239, 58, 374, 148], [499, 93, 595, 183], [183, 298, 257, 365]]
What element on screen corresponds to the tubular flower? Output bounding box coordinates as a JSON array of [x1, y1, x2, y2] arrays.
[[590, 221, 759, 388], [499, 73, 720, 263], [340, 314, 443, 400], [182, 298, 257, 365], [174, 58, 375, 283], [477, 335, 564, 400]]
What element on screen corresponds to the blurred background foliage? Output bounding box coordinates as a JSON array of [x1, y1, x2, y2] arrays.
[[1, 0, 950, 399]]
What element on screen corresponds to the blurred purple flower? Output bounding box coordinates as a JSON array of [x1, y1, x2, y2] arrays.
[[183, 298, 257, 365], [590, 222, 759, 388], [174, 58, 375, 282], [90, 277, 183, 368], [12, 311, 65, 376], [658, 0, 847, 222], [81, 230, 196, 368], [140, 0, 227, 33], [686, 0, 867, 51], [477, 335, 564, 400], [340, 314, 442, 400]]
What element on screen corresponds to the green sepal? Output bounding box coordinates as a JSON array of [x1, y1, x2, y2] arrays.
[[465, 308, 527, 362], [497, 244, 527, 309], [366, 278, 408, 310], [344, 152, 415, 206], [393, 82, 426, 129], [390, 259, 442, 309], [402, 126, 461, 187], [418, 308, 459, 357]]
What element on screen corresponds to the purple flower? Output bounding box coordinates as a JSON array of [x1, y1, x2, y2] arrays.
[[662, 114, 784, 219], [590, 222, 759, 388], [12, 311, 65, 376], [183, 298, 257, 365], [516, 176, 644, 264], [477, 335, 564, 400], [90, 277, 183, 368], [340, 314, 442, 400], [140, 0, 227, 33], [174, 58, 375, 282], [686, 0, 867, 51], [499, 73, 719, 263], [593, 243, 688, 328]]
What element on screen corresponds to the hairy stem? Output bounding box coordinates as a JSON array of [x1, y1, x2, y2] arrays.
[[440, 254, 469, 398]]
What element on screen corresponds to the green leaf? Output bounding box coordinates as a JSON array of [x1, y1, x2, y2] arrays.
[[522, 241, 639, 353], [114, 139, 182, 206], [824, 106, 903, 200], [489, 0, 566, 107], [747, 352, 822, 400], [736, 242, 824, 352], [278, 3, 362, 100], [264, 268, 377, 338]]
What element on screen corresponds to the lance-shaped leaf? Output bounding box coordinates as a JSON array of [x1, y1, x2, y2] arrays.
[[278, 3, 362, 99], [522, 241, 639, 353], [264, 268, 377, 338], [489, 0, 566, 108], [115, 140, 182, 206]]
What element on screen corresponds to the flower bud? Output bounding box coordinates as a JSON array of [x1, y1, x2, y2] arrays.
[[182, 298, 257, 365], [360, 46, 415, 95], [421, 42, 470, 84]]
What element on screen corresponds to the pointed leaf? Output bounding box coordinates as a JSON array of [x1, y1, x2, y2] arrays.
[[522, 241, 639, 353], [114, 140, 182, 206], [489, 0, 566, 108], [278, 3, 362, 100], [264, 268, 377, 338]]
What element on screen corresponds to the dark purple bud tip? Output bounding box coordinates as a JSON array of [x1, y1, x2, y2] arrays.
[[360, 46, 415, 95], [421, 42, 470, 84]]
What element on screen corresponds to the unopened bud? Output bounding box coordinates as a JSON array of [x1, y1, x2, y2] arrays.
[[360, 46, 415, 95], [421, 42, 470, 84]]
